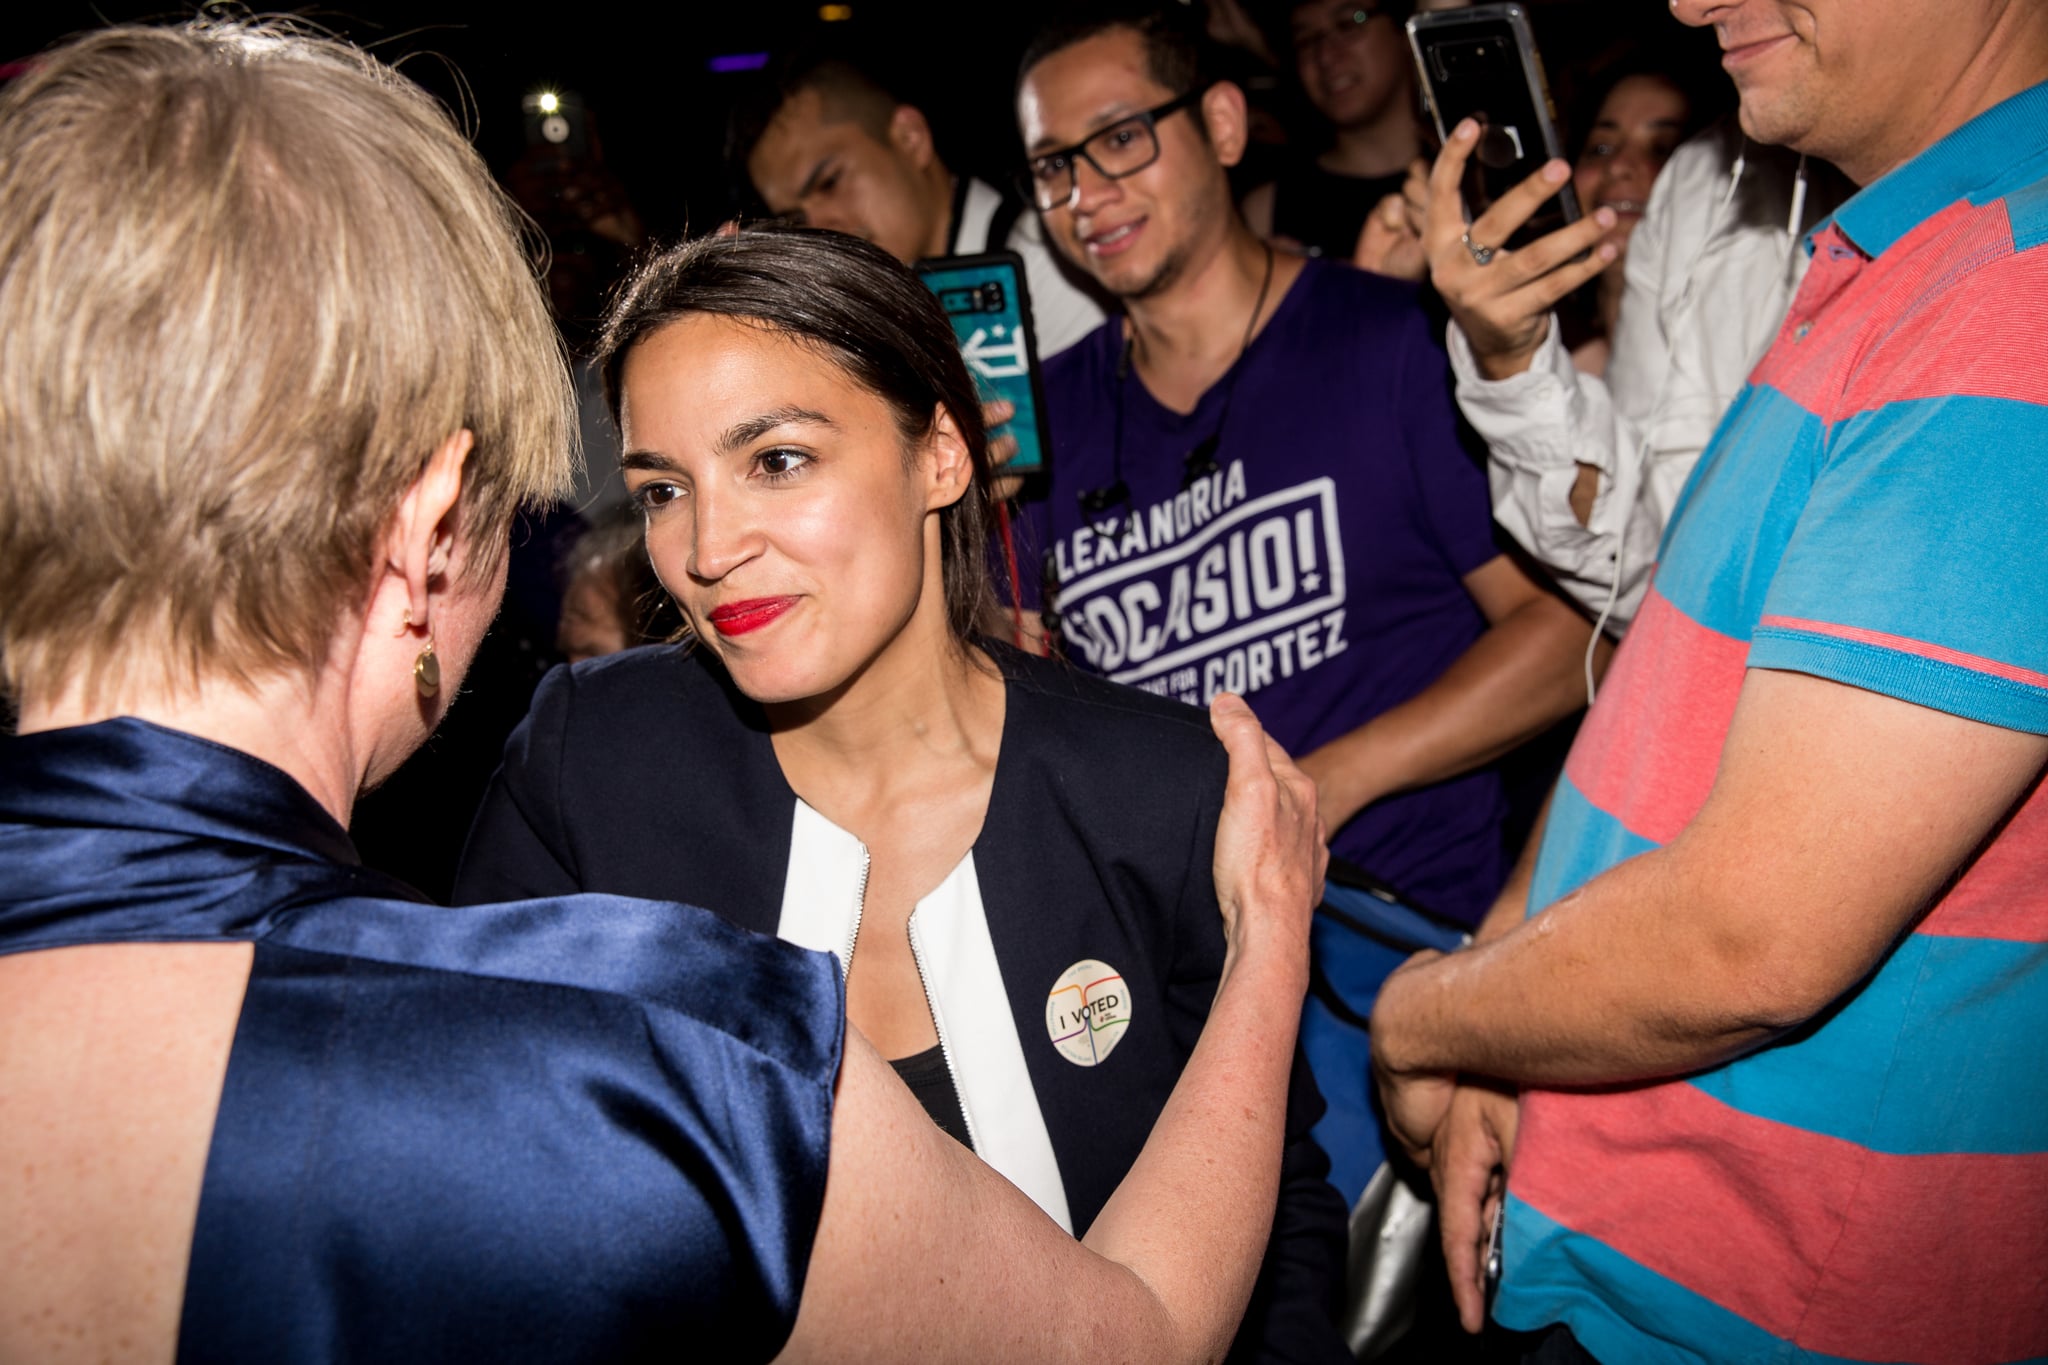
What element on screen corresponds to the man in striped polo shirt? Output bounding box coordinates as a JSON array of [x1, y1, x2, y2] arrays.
[[1370, 2, 2048, 1361]]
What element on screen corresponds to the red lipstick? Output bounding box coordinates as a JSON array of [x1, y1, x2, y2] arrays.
[[706, 596, 797, 637]]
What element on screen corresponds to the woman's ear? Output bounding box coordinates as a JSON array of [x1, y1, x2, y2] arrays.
[[921, 403, 976, 512], [1200, 80, 1252, 170], [385, 429, 475, 635]]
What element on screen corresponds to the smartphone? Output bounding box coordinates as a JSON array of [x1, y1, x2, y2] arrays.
[[1485, 1192, 1506, 1310], [1407, 4, 1580, 249], [915, 251, 1051, 483]]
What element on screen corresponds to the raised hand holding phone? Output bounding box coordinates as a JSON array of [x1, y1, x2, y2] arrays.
[[1423, 121, 1619, 381]]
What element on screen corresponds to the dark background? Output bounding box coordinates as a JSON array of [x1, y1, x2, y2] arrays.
[[2, 1, 1720, 245]]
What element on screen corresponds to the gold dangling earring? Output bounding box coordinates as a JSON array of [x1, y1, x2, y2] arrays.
[[403, 605, 439, 697], [414, 636, 441, 698]]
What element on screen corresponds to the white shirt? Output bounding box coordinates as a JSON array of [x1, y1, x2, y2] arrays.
[[1449, 123, 1849, 631], [952, 176, 1108, 360]]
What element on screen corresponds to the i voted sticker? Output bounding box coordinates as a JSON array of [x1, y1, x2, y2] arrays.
[[1045, 959, 1132, 1067]]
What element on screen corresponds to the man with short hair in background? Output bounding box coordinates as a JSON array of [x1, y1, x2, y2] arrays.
[[733, 48, 1106, 358], [1013, 1, 1594, 930], [1370, 1, 2048, 1359]]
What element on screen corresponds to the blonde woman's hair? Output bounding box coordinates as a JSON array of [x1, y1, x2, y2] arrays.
[[0, 20, 577, 704]]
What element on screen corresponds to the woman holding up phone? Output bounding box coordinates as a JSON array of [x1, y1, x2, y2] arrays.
[[455, 226, 1351, 1361]]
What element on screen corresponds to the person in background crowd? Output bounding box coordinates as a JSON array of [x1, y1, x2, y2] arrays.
[[1243, 0, 1429, 260], [1363, 63, 1706, 365], [731, 46, 1106, 358], [1552, 65, 1700, 377], [1448, 109, 1847, 635], [1366, 29, 1838, 634], [1013, 0, 1593, 929], [0, 21, 1332, 1363], [1374, 0, 2048, 1358], [556, 504, 686, 663]]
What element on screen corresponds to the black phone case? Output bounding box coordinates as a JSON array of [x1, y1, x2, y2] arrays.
[[1407, 3, 1582, 250]]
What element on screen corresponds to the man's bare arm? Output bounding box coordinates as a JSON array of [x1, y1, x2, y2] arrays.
[[1373, 667, 2048, 1094], [1298, 555, 1604, 830]]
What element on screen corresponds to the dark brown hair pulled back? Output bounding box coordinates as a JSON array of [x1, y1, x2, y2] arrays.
[[596, 225, 995, 647]]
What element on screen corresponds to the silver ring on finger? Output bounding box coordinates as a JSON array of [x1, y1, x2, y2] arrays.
[[1462, 231, 1497, 266]]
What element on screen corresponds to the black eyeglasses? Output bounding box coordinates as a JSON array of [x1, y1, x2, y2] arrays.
[[1020, 88, 1205, 212]]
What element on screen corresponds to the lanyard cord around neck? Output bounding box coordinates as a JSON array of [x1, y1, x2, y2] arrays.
[[1084, 242, 1278, 536]]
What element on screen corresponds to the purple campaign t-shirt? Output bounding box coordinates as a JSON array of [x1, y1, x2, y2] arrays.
[[1014, 260, 1505, 922]]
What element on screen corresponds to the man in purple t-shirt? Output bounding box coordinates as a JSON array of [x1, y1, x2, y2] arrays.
[[1013, 4, 1593, 923]]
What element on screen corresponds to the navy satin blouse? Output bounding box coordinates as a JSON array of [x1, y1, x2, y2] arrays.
[[0, 719, 844, 1363]]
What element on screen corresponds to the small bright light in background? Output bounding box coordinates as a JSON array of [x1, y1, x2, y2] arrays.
[[536, 91, 561, 114], [819, 4, 853, 19], [706, 52, 771, 73]]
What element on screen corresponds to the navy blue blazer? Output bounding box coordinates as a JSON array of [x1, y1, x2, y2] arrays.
[[456, 642, 1352, 1364]]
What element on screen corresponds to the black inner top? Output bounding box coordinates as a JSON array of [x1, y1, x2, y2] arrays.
[[1273, 159, 1408, 260], [888, 1044, 974, 1150]]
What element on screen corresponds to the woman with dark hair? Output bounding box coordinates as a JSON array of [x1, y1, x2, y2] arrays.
[[1556, 64, 1709, 375], [455, 225, 1351, 1362]]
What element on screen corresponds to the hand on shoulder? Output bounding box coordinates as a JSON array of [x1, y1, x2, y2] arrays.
[[1207, 693, 1323, 975]]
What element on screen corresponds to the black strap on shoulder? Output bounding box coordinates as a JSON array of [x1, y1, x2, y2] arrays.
[[984, 187, 1028, 256], [945, 178, 1029, 258], [945, 174, 972, 253]]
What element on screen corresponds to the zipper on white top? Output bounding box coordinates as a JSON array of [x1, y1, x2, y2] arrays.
[[907, 912, 977, 1153], [840, 843, 870, 980], [836, 834, 972, 1148]]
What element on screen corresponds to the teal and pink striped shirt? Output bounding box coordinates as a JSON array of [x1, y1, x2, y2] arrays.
[[1498, 83, 2048, 1365]]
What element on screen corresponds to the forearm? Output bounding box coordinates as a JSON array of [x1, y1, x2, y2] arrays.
[[1457, 320, 1616, 477], [1304, 595, 1595, 829], [1087, 692, 1323, 1359], [1381, 669, 2048, 1090], [1082, 945, 1307, 1359], [1228, 1050, 1349, 1357], [1372, 843, 1782, 1088], [785, 945, 1304, 1365]]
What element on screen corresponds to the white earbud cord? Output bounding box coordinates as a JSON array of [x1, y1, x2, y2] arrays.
[[1579, 139, 1804, 705]]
